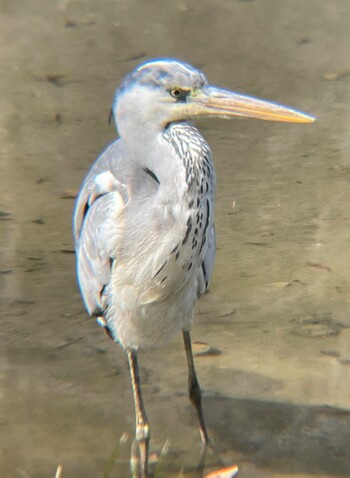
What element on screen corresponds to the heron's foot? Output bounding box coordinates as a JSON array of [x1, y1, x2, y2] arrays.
[[130, 424, 151, 478], [204, 440, 226, 469], [193, 442, 229, 478]]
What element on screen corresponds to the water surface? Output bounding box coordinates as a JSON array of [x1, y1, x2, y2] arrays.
[[1, 1, 350, 477]]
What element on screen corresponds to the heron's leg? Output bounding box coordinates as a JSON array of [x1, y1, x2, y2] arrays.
[[182, 330, 210, 445], [126, 349, 150, 478]]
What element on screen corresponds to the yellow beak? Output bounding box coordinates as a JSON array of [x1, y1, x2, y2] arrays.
[[188, 86, 315, 123]]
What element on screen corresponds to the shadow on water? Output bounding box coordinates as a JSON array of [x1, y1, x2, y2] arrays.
[[205, 395, 350, 476]]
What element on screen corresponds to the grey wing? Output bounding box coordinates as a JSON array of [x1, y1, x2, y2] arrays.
[[73, 141, 127, 246], [197, 224, 216, 296], [73, 143, 127, 316], [76, 192, 124, 316]]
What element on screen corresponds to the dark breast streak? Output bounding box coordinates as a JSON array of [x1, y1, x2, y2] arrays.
[[154, 122, 216, 289]]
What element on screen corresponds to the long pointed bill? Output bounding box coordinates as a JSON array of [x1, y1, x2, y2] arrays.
[[189, 86, 315, 123]]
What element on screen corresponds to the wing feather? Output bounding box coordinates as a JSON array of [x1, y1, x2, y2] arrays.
[[74, 161, 126, 316]]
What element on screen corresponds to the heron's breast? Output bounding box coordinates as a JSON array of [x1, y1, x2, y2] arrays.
[[111, 195, 211, 308]]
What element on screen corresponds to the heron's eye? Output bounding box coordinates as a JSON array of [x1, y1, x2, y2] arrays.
[[169, 88, 187, 100]]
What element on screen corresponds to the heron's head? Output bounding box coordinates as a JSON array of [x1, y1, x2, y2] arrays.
[[113, 58, 315, 139]]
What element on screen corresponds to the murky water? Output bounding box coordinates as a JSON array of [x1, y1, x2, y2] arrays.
[[1, 1, 350, 477]]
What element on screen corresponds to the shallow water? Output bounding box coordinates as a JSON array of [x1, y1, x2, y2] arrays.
[[1, 1, 350, 477]]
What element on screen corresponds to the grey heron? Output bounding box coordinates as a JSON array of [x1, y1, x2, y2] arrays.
[[73, 58, 315, 477]]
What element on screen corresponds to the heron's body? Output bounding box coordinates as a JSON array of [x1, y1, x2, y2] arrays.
[[73, 58, 314, 477], [74, 121, 215, 348]]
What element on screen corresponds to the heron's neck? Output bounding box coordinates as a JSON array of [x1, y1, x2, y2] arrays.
[[118, 122, 186, 197], [162, 121, 215, 189], [115, 98, 167, 148], [118, 120, 215, 202]]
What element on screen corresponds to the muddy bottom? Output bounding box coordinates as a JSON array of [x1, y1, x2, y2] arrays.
[[1, 1, 350, 477]]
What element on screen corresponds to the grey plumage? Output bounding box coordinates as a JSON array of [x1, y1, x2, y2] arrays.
[[74, 119, 215, 347], [73, 58, 315, 477]]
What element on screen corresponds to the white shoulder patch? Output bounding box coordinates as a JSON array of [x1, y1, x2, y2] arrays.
[[94, 170, 121, 194]]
